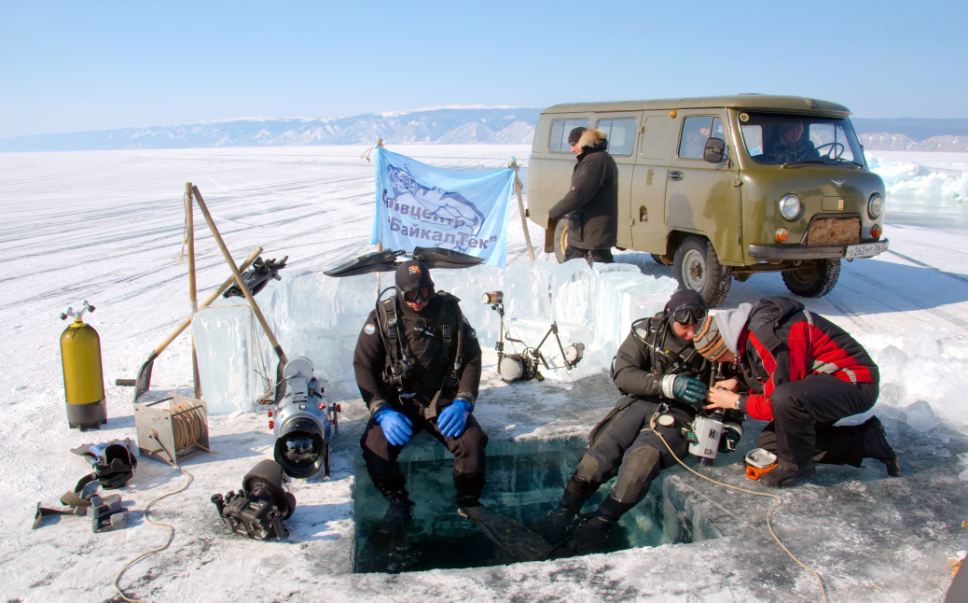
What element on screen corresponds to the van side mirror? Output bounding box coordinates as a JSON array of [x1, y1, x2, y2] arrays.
[[703, 137, 726, 163]]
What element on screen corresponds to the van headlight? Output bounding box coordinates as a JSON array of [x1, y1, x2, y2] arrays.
[[868, 193, 884, 219], [778, 194, 802, 221]]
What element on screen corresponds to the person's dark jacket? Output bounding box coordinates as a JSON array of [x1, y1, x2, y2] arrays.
[[612, 313, 711, 401], [548, 129, 618, 250], [589, 310, 741, 444], [736, 296, 879, 421], [353, 292, 481, 417]]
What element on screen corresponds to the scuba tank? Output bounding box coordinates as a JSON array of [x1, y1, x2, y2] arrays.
[[60, 301, 107, 430]]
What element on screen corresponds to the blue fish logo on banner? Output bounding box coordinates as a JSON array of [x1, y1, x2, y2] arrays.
[[371, 147, 515, 267]]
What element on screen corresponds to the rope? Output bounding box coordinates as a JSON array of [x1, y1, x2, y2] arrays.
[[170, 401, 212, 454], [649, 414, 829, 603], [113, 403, 209, 602]]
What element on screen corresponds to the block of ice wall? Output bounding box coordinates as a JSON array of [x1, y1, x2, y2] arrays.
[[192, 300, 275, 415], [193, 258, 678, 414]]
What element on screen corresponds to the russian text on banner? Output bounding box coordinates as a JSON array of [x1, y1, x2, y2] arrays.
[[370, 147, 514, 267]]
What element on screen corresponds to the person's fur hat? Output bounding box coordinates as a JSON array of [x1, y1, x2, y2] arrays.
[[693, 303, 753, 361], [567, 127, 586, 145], [576, 128, 608, 150]]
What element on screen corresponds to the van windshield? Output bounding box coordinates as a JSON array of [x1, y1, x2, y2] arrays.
[[739, 113, 866, 167]]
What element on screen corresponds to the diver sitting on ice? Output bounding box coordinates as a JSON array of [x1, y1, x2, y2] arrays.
[[536, 289, 742, 556], [354, 259, 488, 528]]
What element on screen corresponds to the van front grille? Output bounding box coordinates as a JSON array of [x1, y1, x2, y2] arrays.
[[805, 217, 860, 246]]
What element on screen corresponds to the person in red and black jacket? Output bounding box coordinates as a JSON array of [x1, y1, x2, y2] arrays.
[[692, 296, 900, 487]]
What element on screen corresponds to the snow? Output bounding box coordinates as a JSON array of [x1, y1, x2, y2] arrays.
[[1, 145, 966, 602]]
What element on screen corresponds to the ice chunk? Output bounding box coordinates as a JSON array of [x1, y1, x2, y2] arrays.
[[192, 301, 275, 415], [192, 258, 679, 412]]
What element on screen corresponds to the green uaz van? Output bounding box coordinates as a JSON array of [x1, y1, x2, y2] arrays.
[[527, 95, 888, 306]]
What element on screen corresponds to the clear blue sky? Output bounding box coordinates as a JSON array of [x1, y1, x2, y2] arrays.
[[2, 0, 965, 138]]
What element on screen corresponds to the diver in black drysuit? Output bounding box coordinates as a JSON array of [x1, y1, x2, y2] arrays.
[[536, 289, 741, 555]]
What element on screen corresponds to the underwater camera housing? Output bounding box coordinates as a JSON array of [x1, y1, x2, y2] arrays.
[[211, 459, 296, 540], [686, 410, 742, 466], [270, 356, 338, 478], [481, 290, 585, 382]]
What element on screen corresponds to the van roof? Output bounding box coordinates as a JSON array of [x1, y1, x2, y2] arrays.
[[542, 95, 851, 117]]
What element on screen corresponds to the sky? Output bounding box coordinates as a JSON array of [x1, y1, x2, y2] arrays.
[[2, 0, 967, 138]]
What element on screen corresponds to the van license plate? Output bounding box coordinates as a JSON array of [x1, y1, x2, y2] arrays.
[[845, 241, 888, 259]]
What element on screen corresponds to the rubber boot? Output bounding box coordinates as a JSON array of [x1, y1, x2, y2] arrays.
[[383, 490, 415, 524], [533, 477, 599, 545], [861, 416, 901, 477], [760, 459, 816, 488], [453, 472, 486, 512], [550, 496, 630, 557]]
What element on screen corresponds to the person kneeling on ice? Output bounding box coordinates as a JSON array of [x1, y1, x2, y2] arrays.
[[354, 260, 488, 529], [535, 290, 742, 556], [693, 296, 901, 488]]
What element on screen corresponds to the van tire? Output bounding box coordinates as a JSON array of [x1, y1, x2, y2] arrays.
[[673, 236, 731, 307], [782, 259, 841, 298], [553, 219, 569, 263]]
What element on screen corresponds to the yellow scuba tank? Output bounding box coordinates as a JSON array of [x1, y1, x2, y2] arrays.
[[60, 301, 107, 429]]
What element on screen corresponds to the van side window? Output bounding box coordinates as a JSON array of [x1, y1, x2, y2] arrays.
[[596, 117, 637, 156], [679, 116, 723, 159], [549, 118, 590, 153]]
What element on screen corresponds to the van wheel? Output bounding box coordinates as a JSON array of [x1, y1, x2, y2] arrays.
[[782, 259, 841, 297], [673, 236, 731, 307], [553, 219, 569, 263]]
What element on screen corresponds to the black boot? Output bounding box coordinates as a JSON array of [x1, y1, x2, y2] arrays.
[[862, 417, 901, 477], [533, 477, 599, 544], [358, 490, 417, 574], [453, 472, 486, 511], [383, 491, 415, 524], [549, 514, 614, 558], [760, 459, 816, 488]]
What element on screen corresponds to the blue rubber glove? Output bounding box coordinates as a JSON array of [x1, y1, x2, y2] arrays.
[[437, 399, 472, 438], [374, 408, 413, 447], [672, 375, 707, 405]]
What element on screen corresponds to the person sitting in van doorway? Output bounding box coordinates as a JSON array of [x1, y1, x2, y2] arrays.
[[535, 289, 741, 557], [548, 127, 618, 265], [693, 296, 901, 488], [765, 121, 821, 164]]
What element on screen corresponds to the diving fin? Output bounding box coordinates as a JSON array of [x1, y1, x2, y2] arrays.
[[324, 249, 402, 277], [459, 506, 552, 562]]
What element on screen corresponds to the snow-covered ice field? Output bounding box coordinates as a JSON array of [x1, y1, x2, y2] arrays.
[[0, 145, 966, 602]]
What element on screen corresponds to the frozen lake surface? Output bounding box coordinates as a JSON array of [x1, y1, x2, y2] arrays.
[[1, 146, 966, 601]]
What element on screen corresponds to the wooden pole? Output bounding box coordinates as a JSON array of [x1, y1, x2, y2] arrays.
[[129, 246, 262, 401], [191, 186, 288, 368], [157, 246, 263, 353], [510, 161, 536, 261], [185, 182, 201, 398]]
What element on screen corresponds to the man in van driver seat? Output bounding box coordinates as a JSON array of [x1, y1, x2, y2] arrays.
[[548, 127, 618, 265], [765, 121, 821, 164]]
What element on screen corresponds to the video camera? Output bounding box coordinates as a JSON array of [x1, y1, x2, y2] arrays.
[[481, 290, 584, 382], [685, 365, 742, 465], [211, 459, 296, 540], [270, 356, 339, 479]]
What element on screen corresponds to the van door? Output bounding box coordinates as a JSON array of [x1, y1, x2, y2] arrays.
[[665, 112, 742, 266], [595, 114, 640, 249], [527, 114, 589, 231], [630, 112, 675, 254]]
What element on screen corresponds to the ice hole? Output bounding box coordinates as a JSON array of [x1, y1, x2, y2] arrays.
[[353, 435, 715, 573]]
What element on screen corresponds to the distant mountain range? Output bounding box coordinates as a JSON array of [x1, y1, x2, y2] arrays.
[[1, 109, 967, 152], [0, 108, 541, 152]]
